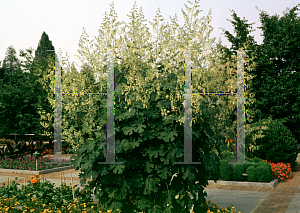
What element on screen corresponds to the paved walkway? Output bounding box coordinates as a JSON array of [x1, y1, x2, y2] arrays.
[[1, 161, 300, 212], [203, 162, 300, 213]]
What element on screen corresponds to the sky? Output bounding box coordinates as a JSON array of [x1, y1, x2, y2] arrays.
[[1, 0, 299, 75]]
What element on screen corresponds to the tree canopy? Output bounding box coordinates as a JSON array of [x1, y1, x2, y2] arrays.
[[251, 5, 300, 143]]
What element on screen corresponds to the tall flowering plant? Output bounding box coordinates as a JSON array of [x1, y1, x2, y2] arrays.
[[28, 174, 39, 187]]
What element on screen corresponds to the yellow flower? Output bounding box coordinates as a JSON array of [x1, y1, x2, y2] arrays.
[[28, 193, 31, 196]]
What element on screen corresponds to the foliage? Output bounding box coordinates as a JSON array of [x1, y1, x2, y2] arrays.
[[59, 0, 241, 212], [250, 156, 265, 164], [247, 4, 300, 144], [246, 166, 257, 182], [255, 165, 273, 183], [1, 45, 21, 83], [0, 175, 107, 212], [219, 160, 233, 181], [0, 153, 71, 170], [0, 46, 45, 141], [33, 32, 55, 60], [245, 116, 298, 168], [205, 149, 222, 181], [219, 9, 260, 138], [31, 31, 56, 146], [219, 5, 300, 166], [232, 164, 244, 181], [0, 175, 241, 212]]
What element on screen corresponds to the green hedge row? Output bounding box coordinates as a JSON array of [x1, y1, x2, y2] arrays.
[[207, 156, 273, 183]]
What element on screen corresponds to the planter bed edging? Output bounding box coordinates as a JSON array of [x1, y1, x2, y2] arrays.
[[206, 178, 279, 188], [0, 165, 74, 175]]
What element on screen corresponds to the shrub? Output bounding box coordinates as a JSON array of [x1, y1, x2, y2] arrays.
[[250, 156, 264, 165], [219, 160, 233, 181], [257, 160, 271, 168], [206, 150, 222, 181], [243, 164, 254, 174], [232, 164, 244, 181], [222, 150, 236, 162], [245, 116, 298, 168], [246, 166, 257, 182], [256, 165, 273, 183]]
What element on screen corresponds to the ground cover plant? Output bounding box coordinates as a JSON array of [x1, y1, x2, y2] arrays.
[[0, 153, 71, 171]]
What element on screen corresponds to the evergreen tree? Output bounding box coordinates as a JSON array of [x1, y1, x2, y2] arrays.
[[0, 46, 44, 144], [1, 45, 21, 86], [31, 31, 56, 147], [0, 61, 5, 80], [34, 32, 55, 60]]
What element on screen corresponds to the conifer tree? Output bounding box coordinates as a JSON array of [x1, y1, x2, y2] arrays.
[[1, 45, 21, 85], [0, 46, 44, 144], [31, 31, 56, 146]]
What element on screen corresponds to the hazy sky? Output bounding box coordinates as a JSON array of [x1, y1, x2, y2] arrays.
[[1, 0, 299, 73]]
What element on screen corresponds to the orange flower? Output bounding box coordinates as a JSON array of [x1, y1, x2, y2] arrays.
[[31, 178, 38, 184]]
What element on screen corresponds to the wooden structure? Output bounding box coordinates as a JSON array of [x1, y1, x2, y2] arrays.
[[2, 133, 54, 152]]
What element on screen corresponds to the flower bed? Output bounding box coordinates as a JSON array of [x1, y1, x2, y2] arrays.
[[40, 144, 71, 156], [0, 153, 71, 171], [0, 174, 241, 213], [0, 174, 118, 213], [0, 138, 242, 212]]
